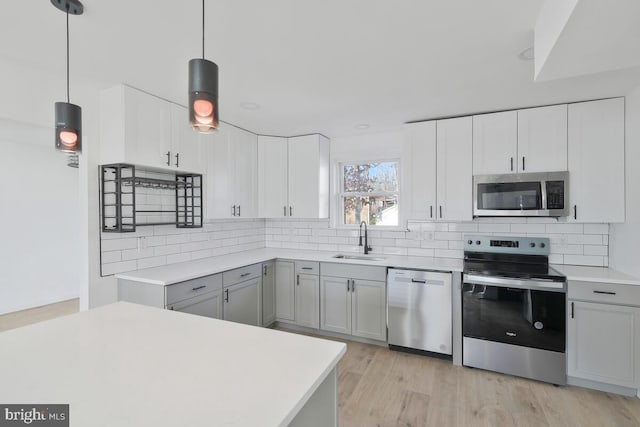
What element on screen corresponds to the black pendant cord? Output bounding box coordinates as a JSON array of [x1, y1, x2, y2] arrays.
[[66, 5, 70, 103], [202, 0, 205, 59]]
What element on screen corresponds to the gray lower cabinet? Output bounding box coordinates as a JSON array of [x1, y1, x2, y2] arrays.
[[320, 263, 387, 342], [262, 262, 276, 326], [118, 273, 224, 320], [567, 280, 640, 389], [275, 261, 320, 328], [223, 264, 262, 327], [275, 261, 296, 321]]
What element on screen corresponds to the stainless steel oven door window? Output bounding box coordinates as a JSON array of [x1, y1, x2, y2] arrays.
[[462, 275, 566, 353]]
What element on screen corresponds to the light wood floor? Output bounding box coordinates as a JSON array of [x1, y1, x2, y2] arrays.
[[0, 299, 79, 332], [3, 302, 639, 426], [333, 338, 640, 427]]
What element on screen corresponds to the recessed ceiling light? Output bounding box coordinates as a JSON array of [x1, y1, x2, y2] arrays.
[[355, 124, 370, 130], [240, 102, 260, 110], [518, 47, 535, 61]]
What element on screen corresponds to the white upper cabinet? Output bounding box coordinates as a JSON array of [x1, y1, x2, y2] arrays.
[[99, 85, 203, 173], [404, 117, 472, 221], [169, 103, 203, 173], [204, 124, 258, 219], [404, 121, 437, 220], [258, 134, 330, 219], [517, 105, 568, 173], [436, 116, 473, 221], [258, 136, 289, 218], [473, 111, 518, 175], [473, 106, 568, 175], [288, 135, 330, 219], [568, 98, 625, 223]]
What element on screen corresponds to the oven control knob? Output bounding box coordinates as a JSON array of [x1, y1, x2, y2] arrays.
[[475, 240, 481, 245], [540, 242, 546, 248], [530, 242, 536, 248], [467, 240, 473, 245]]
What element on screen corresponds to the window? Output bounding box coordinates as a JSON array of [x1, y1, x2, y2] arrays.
[[340, 160, 399, 226]]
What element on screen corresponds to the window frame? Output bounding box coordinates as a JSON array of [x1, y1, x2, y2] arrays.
[[337, 158, 402, 229]]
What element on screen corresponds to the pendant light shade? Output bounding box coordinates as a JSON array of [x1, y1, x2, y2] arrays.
[[55, 102, 82, 152], [189, 0, 219, 133], [52, 0, 83, 153], [189, 58, 219, 132]]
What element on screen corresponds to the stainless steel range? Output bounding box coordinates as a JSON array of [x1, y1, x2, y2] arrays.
[[462, 235, 567, 385]]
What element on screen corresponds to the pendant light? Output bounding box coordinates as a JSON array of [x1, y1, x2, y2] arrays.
[[188, 0, 219, 132], [52, 0, 83, 153]]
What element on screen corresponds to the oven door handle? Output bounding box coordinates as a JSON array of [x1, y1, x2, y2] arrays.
[[463, 274, 566, 292]]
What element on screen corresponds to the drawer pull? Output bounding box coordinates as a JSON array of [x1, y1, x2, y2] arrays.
[[240, 272, 251, 277], [593, 290, 616, 295], [302, 267, 313, 270], [192, 285, 207, 291]]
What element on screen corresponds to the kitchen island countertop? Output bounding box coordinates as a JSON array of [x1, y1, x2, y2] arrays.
[[0, 302, 346, 426]]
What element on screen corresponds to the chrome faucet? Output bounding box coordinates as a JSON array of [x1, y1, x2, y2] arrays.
[[359, 221, 372, 255]]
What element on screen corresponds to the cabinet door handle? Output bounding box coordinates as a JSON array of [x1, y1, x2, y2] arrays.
[[290, 206, 293, 217], [571, 301, 574, 319], [166, 151, 171, 166], [346, 279, 350, 292], [593, 290, 617, 295], [510, 157, 514, 171], [169, 306, 174, 310], [237, 205, 241, 217], [522, 156, 525, 171], [224, 288, 229, 303], [175, 152, 180, 168], [283, 206, 287, 217], [192, 285, 207, 291], [430, 205, 433, 218], [574, 205, 577, 220], [263, 265, 267, 276], [232, 205, 236, 217], [296, 274, 300, 286], [439, 206, 443, 218], [351, 279, 355, 293]]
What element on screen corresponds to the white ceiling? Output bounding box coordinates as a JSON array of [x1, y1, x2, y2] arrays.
[[2, 0, 640, 137]]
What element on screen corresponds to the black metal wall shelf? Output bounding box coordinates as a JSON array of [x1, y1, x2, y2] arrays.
[[101, 164, 203, 233]]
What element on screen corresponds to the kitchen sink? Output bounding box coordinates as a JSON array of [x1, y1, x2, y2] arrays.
[[333, 254, 386, 261]]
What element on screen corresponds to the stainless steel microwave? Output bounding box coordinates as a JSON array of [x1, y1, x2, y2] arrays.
[[473, 171, 569, 217]]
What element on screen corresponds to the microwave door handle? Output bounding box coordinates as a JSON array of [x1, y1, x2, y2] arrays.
[[541, 180, 547, 212]]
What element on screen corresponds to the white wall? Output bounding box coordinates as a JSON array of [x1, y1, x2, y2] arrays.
[[0, 120, 81, 314], [610, 87, 640, 277], [0, 56, 104, 312]]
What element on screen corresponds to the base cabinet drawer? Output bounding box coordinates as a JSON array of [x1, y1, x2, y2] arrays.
[[568, 300, 640, 388], [568, 280, 640, 306], [166, 274, 223, 305]]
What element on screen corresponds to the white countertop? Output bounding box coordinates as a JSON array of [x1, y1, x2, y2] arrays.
[[116, 248, 464, 286], [552, 264, 640, 286], [0, 302, 346, 427]]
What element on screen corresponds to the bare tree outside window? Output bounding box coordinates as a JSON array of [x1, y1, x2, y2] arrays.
[[341, 161, 399, 226]]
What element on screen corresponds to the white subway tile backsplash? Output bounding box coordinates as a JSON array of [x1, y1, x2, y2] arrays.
[[545, 223, 584, 234], [448, 223, 478, 232], [564, 255, 605, 267], [167, 253, 192, 265], [478, 223, 510, 233], [584, 224, 609, 234], [583, 245, 608, 256], [510, 223, 546, 234], [137, 256, 167, 270], [101, 238, 138, 252], [101, 251, 122, 264], [101, 214, 613, 277]]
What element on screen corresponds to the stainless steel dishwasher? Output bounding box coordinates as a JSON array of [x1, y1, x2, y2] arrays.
[[387, 269, 452, 355]]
